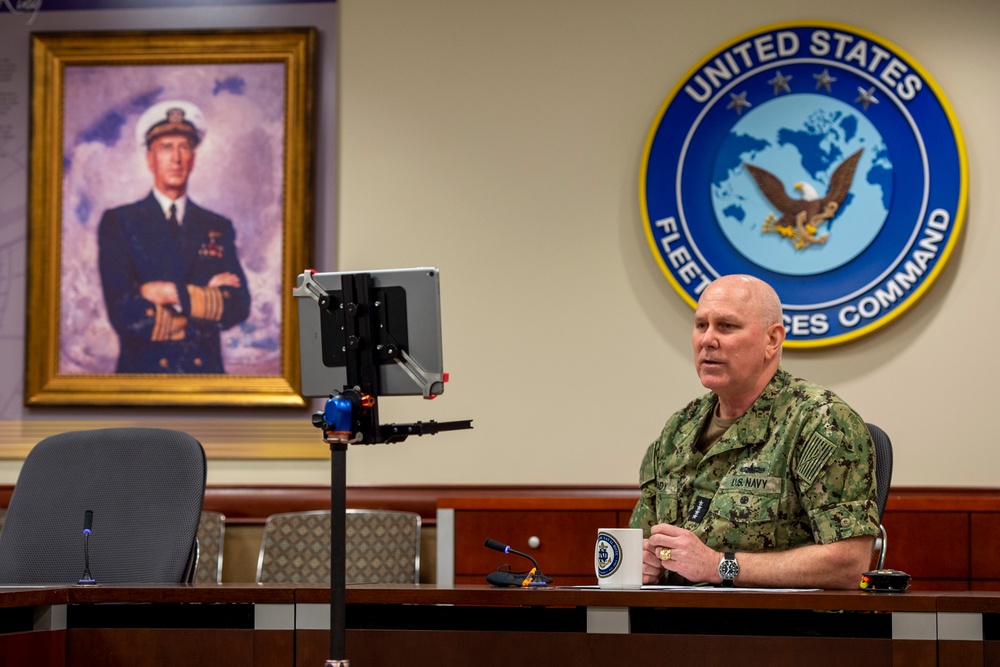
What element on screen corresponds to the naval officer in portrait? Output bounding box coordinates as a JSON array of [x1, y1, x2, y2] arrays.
[[97, 100, 251, 373]]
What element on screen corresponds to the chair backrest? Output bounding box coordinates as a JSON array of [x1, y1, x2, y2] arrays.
[[866, 422, 894, 523], [194, 511, 226, 584], [0, 427, 206, 585], [256, 509, 421, 584]]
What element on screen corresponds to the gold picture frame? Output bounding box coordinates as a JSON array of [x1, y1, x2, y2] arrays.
[[24, 28, 316, 407]]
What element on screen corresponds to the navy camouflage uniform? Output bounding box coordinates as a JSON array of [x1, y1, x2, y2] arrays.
[[629, 368, 879, 583], [98, 192, 251, 373]]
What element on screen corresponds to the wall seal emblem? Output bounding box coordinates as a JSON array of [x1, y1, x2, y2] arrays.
[[640, 21, 967, 347]]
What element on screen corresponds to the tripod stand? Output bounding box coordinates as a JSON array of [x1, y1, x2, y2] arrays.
[[296, 270, 471, 665]]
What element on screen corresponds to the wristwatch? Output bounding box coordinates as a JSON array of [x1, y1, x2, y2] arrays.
[[718, 552, 739, 587]]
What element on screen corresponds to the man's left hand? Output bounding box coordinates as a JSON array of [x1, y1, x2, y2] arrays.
[[207, 272, 241, 289]]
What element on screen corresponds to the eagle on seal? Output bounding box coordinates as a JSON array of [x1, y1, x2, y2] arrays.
[[744, 148, 863, 250]]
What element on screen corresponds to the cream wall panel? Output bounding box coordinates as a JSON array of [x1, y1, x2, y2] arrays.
[[336, 0, 998, 486]]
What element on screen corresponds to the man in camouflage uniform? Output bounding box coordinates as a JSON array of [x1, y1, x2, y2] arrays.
[[629, 275, 878, 589]]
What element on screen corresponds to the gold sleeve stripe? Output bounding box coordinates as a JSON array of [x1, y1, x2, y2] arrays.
[[152, 305, 170, 341], [187, 285, 224, 321], [151, 306, 186, 341]]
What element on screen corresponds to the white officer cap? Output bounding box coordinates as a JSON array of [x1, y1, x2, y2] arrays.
[[135, 100, 206, 149]]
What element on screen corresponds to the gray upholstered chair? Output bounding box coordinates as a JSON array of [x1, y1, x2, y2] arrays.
[[256, 509, 421, 584], [0, 427, 206, 585], [866, 422, 894, 570], [194, 510, 226, 584]]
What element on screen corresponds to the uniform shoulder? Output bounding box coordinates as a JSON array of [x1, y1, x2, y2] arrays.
[[772, 369, 868, 440], [775, 368, 846, 407], [185, 199, 232, 226], [98, 194, 157, 228]]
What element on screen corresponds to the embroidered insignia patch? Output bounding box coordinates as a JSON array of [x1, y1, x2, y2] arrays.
[[687, 495, 712, 523], [797, 432, 836, 485]]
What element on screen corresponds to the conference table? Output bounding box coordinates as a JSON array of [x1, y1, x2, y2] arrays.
[[0, 583, 996, 666]]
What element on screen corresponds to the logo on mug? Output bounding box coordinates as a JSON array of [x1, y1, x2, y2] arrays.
[[596, 531, 623, 578]]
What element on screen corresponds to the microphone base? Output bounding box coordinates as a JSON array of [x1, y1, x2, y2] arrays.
[[77, 578, 97, 586], [486, 570, 553, 587]]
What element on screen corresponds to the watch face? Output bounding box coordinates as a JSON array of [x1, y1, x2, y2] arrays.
[[719, 558, 739, 580]]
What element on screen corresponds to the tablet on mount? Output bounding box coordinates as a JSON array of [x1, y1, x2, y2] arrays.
[[294, 267, 472, 444]]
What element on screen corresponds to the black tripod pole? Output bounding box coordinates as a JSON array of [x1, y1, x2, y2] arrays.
[[297, 269, 473, 666], [325, 272, 376, 667], [327, 440, 348, 666]]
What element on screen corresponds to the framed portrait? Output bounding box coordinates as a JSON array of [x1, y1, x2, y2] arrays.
[[24, 28, 316, 406]]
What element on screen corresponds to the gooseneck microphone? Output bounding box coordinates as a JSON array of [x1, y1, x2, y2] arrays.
[[78, 510, 96, 585], [483, 538, 552, 587], [484, 538, 541, 572]]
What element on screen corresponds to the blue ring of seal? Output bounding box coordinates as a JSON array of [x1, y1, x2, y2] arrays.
[[640, 21, 967, 347]]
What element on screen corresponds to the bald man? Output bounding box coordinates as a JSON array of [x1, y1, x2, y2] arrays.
[[629, 275, 878, 589]]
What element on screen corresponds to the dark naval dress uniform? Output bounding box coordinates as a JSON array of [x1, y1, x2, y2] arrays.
[[98, 192, 251, 373]]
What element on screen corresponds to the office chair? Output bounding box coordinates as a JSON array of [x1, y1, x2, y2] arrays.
[[866, 422, 894, 570], [256, 509, 421, 584], [195, 510, 226, 584], [0, 427, 206, 585]]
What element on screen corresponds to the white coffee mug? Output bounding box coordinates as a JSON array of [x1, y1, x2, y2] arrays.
[[595, 528, 643, 589]]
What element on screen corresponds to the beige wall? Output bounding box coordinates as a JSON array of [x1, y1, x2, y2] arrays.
[[332, 0, 998, 488], [2, 0, 997, 488]]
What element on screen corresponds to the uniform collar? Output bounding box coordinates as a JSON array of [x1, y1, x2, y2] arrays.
[[151, 188, 188, 225], [703, 368, 790, 457]]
